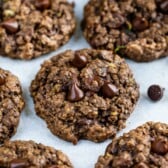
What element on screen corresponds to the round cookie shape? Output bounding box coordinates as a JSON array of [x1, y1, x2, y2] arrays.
[[0, 68, 24, 144], [0, 140, 73, 168], [0, 0, 76, 59], [30, 49, 139, 144], [82, 0, 168, 62], [95, 122, 168, 168]]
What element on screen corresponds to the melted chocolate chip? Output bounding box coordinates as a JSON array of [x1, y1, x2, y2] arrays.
[[132, 16, 149, 32], [147, 85, 164, 101], [134, 162, 149, 168], [151, 138, 168, 155], [9, 159, 28, 168], [1, 19, 19, 33], [35, 0, 51, 10], [101, 83, 118, 98], [160, 0, 168, 14], [0, 74, 6, 85], [72, 53, 88, 69], [67, 82, 84, 102]]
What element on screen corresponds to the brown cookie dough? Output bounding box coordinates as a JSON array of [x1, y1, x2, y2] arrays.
[[0, 0, 76, 59], [0, 68, 24, 144], [0, 140, 73, 168], [82, 0, 168, 62], [95, 122, 168, 168], [30, 49, 139, 144]]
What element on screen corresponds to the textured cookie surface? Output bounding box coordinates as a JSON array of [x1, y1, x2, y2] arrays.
[[0, 0, 76, 59], [82, 0, 168, 62], [95, 122, 168, 168], [0, 140, 73, 168], [30, 49, 139, 144], [0, 68, 24, 144]]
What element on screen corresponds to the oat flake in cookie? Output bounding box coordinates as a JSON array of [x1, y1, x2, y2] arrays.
[[0, 68, 24, 144], [0, 0, 76, 59], [0, 140, 73, 168], [82, 0, 168, 62], [95, 122, 168, 168], [30, 49, 139, 144]]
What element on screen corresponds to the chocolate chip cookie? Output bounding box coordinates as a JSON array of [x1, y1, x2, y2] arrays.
[[0, 140, 73, 168], [95, 122, 168, 168], [82, 0, 168, 62], [30, 49, 139, 144], [0, 0, 76, 59], [0, 68, 24, 144]]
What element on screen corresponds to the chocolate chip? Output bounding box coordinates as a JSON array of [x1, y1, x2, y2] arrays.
[[72, 53, 88, 69], [151, 138, 168, 155], [1, 19, 19, 33], [0, 74, 6, 85], [101, 83, 118, 98], [35, 0, 51, 10], [134, 163, 149, 168], [67, 82, 84, 102], [132, 16, 149, 32], [160, 1, 168, 14], [9, 159, 28, 168], [147, 85, 164, 101]]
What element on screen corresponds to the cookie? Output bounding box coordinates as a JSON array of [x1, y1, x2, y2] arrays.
[[95, 122, 168, 168], [82, 0, 168, 62], [0, 0, 76, 59], [0, 140, 73, 168], [30, 49, 139, 144], [0, 68, 24, 144]]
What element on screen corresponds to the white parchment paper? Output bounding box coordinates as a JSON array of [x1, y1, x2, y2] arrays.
[[0, 0, 168, 167]]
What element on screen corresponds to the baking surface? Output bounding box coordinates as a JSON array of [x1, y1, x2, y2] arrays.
[[0, 0, 168, 168]]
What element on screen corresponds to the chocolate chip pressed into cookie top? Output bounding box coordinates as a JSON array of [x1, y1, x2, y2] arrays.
[[82, 0, 168, 62], [30, 49, 139, 144], [0, 0, 76, 59]]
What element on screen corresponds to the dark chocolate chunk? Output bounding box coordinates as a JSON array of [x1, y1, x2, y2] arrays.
[[9, 159, 28, 168], [67, 82, 84, 102], [35, 0, 51, 10], [132, 16, 149, 31], [101, 83, 118, 98], [0, 74, 6, 85], [72, 53, 88, 69], [1, 19, 19, 33], [147, 85, 164, 101], [151, 138, 168, 155]]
